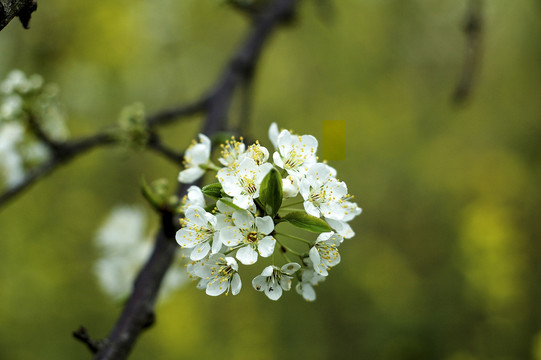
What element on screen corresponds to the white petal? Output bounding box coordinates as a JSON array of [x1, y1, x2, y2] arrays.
[[219, 228, 243, 247], [211, 233, 223, 254], [282, 176, 299, 198], [186, 186, 205, 207], [236, 246, 258, 265], [261, 265, 275, 277], [257, 236, 276, 257], [233, 210, 255, 229], [190, 242, 210, 261], [178, 167, 205, 183], [206, 280, 228, 296], [186, 206, 209, 227], [303, 201, 321, 218], [175, 229, 195, 248], [280, 276, 292, 291], [265, 280, 283, 301], [225, 256, 239, 271], [326, 218, 355, 239], [233, 194, 253, 210], [268, 122, 280, 149], [280, 262, 301, 275], [252, 275, 267, 292], [272, 151, 284, 168], [217, 168, 242, 197], [297, 283, 316, 301], [231, 273, 242, 295], [255, 216, 274, 235]]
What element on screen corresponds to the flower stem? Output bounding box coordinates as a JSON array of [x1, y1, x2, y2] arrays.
[[275, 232, 312, 246], [205, 162, 221, 172], [275, 238, 304, 257]]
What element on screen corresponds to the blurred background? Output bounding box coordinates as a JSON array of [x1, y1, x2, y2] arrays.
[[1, 0, 541, 359]]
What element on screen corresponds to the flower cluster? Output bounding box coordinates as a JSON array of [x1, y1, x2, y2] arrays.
[[0, 70, 69, 189], [176, 123, 361, 301]]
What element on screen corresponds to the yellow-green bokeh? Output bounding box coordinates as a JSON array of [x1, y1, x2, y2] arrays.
[[1, 0, 541, 359], [321, 120, 346, 161]]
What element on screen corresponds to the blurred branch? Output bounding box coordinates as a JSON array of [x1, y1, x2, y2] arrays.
[[91, 1, 299, 359], [73, 327, 102, 354], [0, 96, 207, 209], [0, 0, 37, 31], [145, 96, 208, 128], [452, 0, 483, 104], [0, 132, 114, 208]]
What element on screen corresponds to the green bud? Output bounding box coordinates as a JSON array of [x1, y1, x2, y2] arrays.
[[202, 182, 223, 199], [258, 167, 282, 217]]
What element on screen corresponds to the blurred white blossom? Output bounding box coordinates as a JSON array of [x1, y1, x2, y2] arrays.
[[94, 205, 187, 301]]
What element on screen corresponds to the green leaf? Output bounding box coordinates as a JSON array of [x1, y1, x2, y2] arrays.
[[258, 167, 283, 217], [202, 182, 223, 199], [281, 212, 332, 233]]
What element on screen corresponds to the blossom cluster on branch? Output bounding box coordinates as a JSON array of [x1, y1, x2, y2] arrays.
[[176, 123, 361, 301], [0, 70, 68, 188]]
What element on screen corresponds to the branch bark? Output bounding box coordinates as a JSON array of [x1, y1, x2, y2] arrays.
[[91, 1, 299, 359], [453, 0, 483, 104], [0, 0, 37, 31]]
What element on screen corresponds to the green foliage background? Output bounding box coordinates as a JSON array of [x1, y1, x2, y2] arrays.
[[1, 0, 541, 359]]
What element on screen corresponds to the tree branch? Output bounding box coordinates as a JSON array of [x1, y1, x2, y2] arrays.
[[91, 1, 300, 359], [0, 0, 37, 31], [452, 0, 483, 104], [0, 96, 206, 209]]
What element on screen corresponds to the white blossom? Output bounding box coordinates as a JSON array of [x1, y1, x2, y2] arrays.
[[1, 70, 43, 95], [219, 210, 275, 265], [252, 263, 301, 300], [244, 142, 269, 165], [309, 232, 343, 276], [94, 205, 187, 301], [0, 95, 23, 120], [0, 122, 26, 188], [191, 254, 242, 296], [181, 185, 206, 210], [176, 206, 221, 261], [217, 157, 273, 209], [218, 137, 246, 167], [272, 129, 318, 179], [296, 263, 326, 302], [178, 134, 211, 183], [299, 163, 351, 221]]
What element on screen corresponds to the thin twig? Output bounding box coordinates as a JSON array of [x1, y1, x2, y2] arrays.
[[453, 0, 483, 104], [73, 327, 103, 354], [26, 114, 62, 152], [146, 132, 184, 165], [145, 96, 209, 128], [0, 132, 114, 209], [0, 95, 209, 209]]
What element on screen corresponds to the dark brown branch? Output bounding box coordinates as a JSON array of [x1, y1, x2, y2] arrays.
[[0, 132, 114, 209], [0, 0, 37, 31], [92, 1, 300, 359], [26, 113, 62, 153], [73, 327, 102, 354], [146, 132, 184, 165], [146, 96, 209, 128], [453, 0, 483, 104]]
